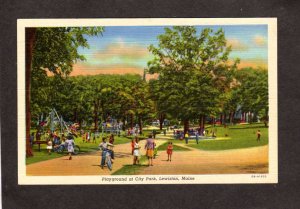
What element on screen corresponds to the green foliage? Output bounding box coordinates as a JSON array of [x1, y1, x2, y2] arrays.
[[32, 27, 104, 76], [148, 26, 239, 122], [235, 68, 269, 120]]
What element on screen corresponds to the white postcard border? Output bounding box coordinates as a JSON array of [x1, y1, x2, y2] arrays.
[[17, 18, 277, 185]]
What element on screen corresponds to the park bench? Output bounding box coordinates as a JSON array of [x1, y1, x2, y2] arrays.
[[33, 140, 48, 151]]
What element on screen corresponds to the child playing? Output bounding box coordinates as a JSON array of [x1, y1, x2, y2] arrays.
[[46, 139, 53, 155], [167, 142, 173, 161], [133, 137, 140, 165]]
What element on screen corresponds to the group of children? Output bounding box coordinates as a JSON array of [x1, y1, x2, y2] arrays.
[[131, 137, 174, 165], [81, 131, 97, 143]]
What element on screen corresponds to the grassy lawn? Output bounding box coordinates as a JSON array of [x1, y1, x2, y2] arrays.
[[112, 155, 148, 175], [157, 142, 191, 151], [186, 123, 268, 151], [26, 146, 68, 165], [26, 132, 132, 165]]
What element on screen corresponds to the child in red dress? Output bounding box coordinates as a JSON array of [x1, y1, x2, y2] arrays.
[[167, 142, 173, 162]]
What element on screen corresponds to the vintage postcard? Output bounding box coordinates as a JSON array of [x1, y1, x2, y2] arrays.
[[18, 18, 277, 184]]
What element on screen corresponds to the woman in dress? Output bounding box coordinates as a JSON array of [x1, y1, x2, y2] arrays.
[[144, 134, 155, 166]]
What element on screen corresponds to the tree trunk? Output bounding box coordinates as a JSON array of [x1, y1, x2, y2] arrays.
[[122, 117, 126, 131], [74, 108, 78, 122], [249, 112, 252, 124], [201, 115, 205, 130], [138, 116, 143, 135], [199, 114, 205, 133], [159, 113, 165, 130], [224, 113, 227, 124], [230, 111, 235, 125], [220, 114, 223, 125], [183, 119, 189, 134], [93, 101, 98, 131], [25, 28, 36, 157], [130, 114, 134, 129]]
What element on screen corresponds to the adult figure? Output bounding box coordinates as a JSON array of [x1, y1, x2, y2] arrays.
[[99, 137, 114, 169], [195, 131, 199, 144], [152, 130, 157, 139], [65, 135, 75, 160], [184, 132, 189, 144], [144, 134, 155, 166]]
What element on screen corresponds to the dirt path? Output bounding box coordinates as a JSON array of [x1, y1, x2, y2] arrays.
[[26, 139, 166, 176], [138, 143, 268, 175], [27, 131, 268, 175]]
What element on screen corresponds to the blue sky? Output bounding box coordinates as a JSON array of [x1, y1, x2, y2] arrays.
[[73, 25, 268, 76]]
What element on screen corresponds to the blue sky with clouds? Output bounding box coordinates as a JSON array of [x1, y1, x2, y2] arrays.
[[73, 25, 268, 76]]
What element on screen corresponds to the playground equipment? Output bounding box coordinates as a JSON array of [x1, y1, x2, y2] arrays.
[[101, 117, 123, 136]]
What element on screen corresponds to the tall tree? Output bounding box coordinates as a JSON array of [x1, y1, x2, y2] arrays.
[[26, 27, 104, 157], [148, 26, 239, 133]]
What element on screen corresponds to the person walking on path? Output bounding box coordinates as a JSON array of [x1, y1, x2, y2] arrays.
[[98, 137, 114, 169], [256, 130, 261, 142], [167, 142, 173, 162], [65, 135, 75, 160], [152, 130, 157, 139], [184, 132, 189, 144], [144, 135, 155, 166], [133, 137, 140, 165]]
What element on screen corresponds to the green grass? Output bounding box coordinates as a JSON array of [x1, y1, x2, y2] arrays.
[[112, 155, 148, 175], [186, 123, 268, 151], [26, 146, 68, 165], [157, 142, 191, 151]]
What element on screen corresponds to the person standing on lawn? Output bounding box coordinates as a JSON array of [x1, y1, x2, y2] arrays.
[[167, 142, 173, 161], [256, 130, 261, 142], [184, 132, 189, 144], [195, 131, 199, 144], [145, 134, 155, 166], [65, 135, 75, 160]]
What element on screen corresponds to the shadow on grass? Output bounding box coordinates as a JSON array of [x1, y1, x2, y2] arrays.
[[112, 164, 149, 175], [229, 125, 267, 130]]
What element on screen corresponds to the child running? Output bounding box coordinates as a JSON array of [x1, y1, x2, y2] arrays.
[[167, 142, 173, 161]]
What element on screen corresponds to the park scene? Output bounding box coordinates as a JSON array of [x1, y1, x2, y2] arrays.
[[24, 24, 269, 176]]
